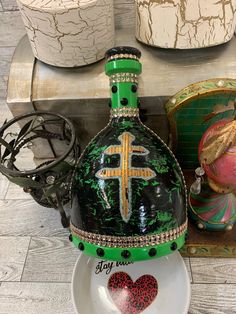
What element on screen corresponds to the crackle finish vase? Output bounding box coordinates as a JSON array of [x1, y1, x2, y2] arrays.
[[70, 47, 187, 262], [135, 0, 236, 49], [17, 0, 115, 67]]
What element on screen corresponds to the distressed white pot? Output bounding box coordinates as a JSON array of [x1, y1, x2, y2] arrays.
[[17, 0, 115, 67], [135, 0, 236, 49]]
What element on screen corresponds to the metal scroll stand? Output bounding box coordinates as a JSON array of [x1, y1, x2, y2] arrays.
[[0, 111, 80, 228]]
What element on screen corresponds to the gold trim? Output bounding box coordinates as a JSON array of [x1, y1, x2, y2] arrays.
[[208, 178, 235, 194], [108, 54, 139, 61], [70, 221, 188, 248], [96, 132, 156, 222], [166, 78, 236, 115], [165, 78, 236, 152], [111, 108, 139, 117]]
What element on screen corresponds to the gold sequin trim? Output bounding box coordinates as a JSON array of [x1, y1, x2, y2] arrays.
[[110, 108, 140, 118], [70, 221, 187, 248], [110, 73, 138, 84], [108, 54, 139, 61]]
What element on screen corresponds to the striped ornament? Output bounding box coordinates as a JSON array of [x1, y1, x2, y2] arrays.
[[189, 184, 236, 231]]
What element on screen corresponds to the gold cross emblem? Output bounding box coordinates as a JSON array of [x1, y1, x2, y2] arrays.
[[96, 132, 156, 222]]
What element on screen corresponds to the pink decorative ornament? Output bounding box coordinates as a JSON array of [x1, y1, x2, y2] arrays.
[[189, 117, 236, 231], [199, 118, 236, 193]]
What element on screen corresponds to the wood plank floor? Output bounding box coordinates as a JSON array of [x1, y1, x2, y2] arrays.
[[0, 3, 236, 313], [0, 282, 74, 314]]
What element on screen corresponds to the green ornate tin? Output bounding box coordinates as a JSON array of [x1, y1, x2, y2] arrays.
[[165, 79, 236, 169]]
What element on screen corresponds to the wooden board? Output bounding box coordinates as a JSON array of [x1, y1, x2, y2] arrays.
[[189, 284, 236, 314], [0, 236, 30, 281], [0, 199, 68, 237], [181, 220, 236, 258], [22, 237, 78, 283], [0, 282, 74, 314], [190, 257, 236, 284]]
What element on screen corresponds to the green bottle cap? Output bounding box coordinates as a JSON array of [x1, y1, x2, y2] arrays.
[[105, 46, 142, 77]]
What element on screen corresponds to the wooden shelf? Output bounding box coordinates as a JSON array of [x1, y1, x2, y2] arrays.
[[181, 170, 236, 258], [181, 220, 236, 258], [8, 31, 236, 105]]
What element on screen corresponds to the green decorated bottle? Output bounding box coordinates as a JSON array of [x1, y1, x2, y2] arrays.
[[71, 47, 187, 261]]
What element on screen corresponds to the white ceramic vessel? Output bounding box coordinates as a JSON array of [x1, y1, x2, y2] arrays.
[[135, 0, 236, 49], [72, 252, 191, 314], [17, 0, 115, 67]]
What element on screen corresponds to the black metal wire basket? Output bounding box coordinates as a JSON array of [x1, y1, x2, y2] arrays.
[[0, 111, 79, 227]]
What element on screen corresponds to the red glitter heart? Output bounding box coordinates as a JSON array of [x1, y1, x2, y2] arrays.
[[108, 271, 158, 314]]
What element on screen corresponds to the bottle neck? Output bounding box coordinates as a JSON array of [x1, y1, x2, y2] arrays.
[[110, 79, 139, 110], [106, 58, 142, 115], [109, 78, 140, 120]]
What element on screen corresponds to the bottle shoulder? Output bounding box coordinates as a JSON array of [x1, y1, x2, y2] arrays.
[[73, 116, 187, 237], [78, 117, 160, 158], [77, 117, 182, 177]]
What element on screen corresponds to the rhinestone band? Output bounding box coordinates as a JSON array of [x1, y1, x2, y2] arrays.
[[111, 108, 140, 118], [110, 73, 138, 84], [108, 54, 139, 62], [70, 220, 187, 248]]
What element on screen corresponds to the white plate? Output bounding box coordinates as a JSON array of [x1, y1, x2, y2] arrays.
[[72, 252, 191, 314]]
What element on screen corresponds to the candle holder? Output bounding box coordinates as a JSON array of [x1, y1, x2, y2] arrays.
[[0, 111, 79, 227]]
